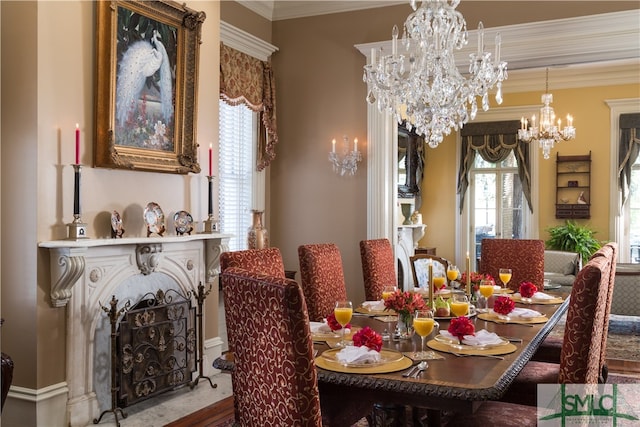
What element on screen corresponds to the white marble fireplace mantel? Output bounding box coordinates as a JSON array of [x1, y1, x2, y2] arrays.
[[38, 233, 231, 427], [39, 233, 232, 308]]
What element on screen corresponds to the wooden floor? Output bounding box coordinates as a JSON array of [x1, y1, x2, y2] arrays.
[[165, 395, 235, 427]]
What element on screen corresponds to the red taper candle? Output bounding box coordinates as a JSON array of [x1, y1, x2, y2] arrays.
[[75, 124, 80, 165], [208, 143, 212, 176]]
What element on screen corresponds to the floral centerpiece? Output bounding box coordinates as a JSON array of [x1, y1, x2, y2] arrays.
[[460, 272, 494, 293], [352, 326, 383, 352], [519, 281, 538, 298], [325, 312, 351, 331], [448, 316, 475, 344], [384, 290, 426, 339], [493, 295, 515, 316]]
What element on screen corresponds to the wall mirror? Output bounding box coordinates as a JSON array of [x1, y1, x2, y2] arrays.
[[398, 123, 425, 200]]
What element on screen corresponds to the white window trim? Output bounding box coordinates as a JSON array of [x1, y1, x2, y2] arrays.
[[607, 98, 640, 263]]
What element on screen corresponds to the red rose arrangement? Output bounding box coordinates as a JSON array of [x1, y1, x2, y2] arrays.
[[447, 316, 475, 342], [493, 295, 515, 315], [519, 281, 538, 298], [460, 272, 495, 293], [326, 312, 351, 331], [383, 290, 427, 324], [352, 326, 383, 352]]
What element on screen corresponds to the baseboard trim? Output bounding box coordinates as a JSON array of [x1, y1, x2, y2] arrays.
[[7, 382, 68, 402]]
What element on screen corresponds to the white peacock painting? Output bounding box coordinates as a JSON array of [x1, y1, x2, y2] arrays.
[[115, 10, 176, 151]]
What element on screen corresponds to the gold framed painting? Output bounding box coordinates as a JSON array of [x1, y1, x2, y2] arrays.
[[95, 1, 206, 174]]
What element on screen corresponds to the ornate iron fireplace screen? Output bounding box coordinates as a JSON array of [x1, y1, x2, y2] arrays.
[[117, 289, 196, 407]]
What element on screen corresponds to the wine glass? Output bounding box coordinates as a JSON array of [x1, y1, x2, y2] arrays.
[[446, 265, 460, 287], [433, 275, 446, 293], [478, 279, 495, 312], [499, 268, 512, 293], [334, 301, 353, 347], [450, 293, 470, 317], [412, 309, 437, 360], [380, 285, 397, 340]]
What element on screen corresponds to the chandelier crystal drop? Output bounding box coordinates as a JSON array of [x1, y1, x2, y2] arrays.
[[363, 0, 508, 148], [518, 68, 576, 159]]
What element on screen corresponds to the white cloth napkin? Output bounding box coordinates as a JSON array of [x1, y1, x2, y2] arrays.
[[510, 308, 543, 319], [440, 329, 503, 346], [335, 345, 381, 364], [515, 291, 556, 300], [362, 300, 386, 311], [310, 321, 350, 334]]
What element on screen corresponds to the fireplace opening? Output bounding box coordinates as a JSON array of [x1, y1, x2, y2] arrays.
[[116, 289, 196, 408]]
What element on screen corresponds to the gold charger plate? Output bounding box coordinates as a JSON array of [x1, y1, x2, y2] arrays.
[[312, 326, 361, 343], [478, 312, 548, 325], [511, 295, 563, 305], [427, 338, 517, 356], [355, 306, 395, 316], [494, 288, 515, 294], [315, 349, 412, 374]]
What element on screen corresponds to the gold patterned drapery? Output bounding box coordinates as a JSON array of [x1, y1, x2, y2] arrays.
[[457, 120, 532, 213], [618, 113, 640, 207], [220, 43, 277, 171]]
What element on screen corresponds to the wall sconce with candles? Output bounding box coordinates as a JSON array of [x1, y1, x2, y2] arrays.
[[518, 68, 576, 159], [329, 135, 362, 176]]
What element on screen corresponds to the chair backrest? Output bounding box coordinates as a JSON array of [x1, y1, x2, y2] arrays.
[[588, 242, 618, 380], [221, 267, 322, 426], [409, 254, 450, 289], [298, 243, 348, 322], [220, 247, 286, 278], [360, 239, 397, 300], [480, 239, 545, 291], [559, 250, 613, 384]]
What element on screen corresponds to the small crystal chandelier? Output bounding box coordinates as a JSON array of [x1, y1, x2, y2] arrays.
[[363, 0, 508, 148], [518, 68, 576, 159], [329, 136, 362, 176]]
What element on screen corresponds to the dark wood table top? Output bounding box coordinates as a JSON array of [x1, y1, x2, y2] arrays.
[[214, 293, 569, 424]]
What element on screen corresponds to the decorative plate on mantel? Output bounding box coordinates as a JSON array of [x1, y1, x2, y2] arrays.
[[144, 202, 165, 237]]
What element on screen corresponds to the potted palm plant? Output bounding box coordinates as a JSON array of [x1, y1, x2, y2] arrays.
[[545, 220, 602, 262]]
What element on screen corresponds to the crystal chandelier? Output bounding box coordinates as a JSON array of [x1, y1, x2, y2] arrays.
[[329, 136, 362, 176], [518, 68, 576, 159], [363, 0, 508, 148]]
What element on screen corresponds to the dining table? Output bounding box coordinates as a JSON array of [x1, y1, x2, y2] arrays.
[[213, 291, 570, 427]]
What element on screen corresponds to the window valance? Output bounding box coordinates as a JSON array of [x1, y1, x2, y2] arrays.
[[220, 43, 277, 171], [618, 112, 640, 207], [457, 120, 532, 213]]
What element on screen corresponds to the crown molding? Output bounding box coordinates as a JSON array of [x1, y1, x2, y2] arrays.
[[220, 21, 279, 61], [236, 1, 405, 21], [356, 10, 640, 91]]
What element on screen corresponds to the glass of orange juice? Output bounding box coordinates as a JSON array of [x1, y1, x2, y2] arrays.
[[478, 279, 495, 312], [433, 276, 446, 293], [446, 265, 460, 285], [450, 293, 470, 317], [380, 286, 397, 340], [412, 309, 438, 360], [334, 301, 353, 347], [499, 268, 512, 293]]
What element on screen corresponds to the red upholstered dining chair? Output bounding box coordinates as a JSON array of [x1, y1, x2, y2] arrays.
[[298, 243, 348, 322], [480, 239, 545, 291], [445, 247, 615, 425], [532, 243, 617, 383], [221, 267, 322, 426], [359, 239, 397, 300], [220, 247, 286, 278], [220, 248, 286, 352]]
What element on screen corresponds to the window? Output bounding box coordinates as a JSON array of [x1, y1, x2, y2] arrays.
[[470, 152, 526, 264], [626, 156, 640, 263], [218, 100, 257, 251]]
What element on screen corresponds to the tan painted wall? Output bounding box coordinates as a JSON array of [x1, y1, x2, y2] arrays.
[[1, 1, 220, 394]]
